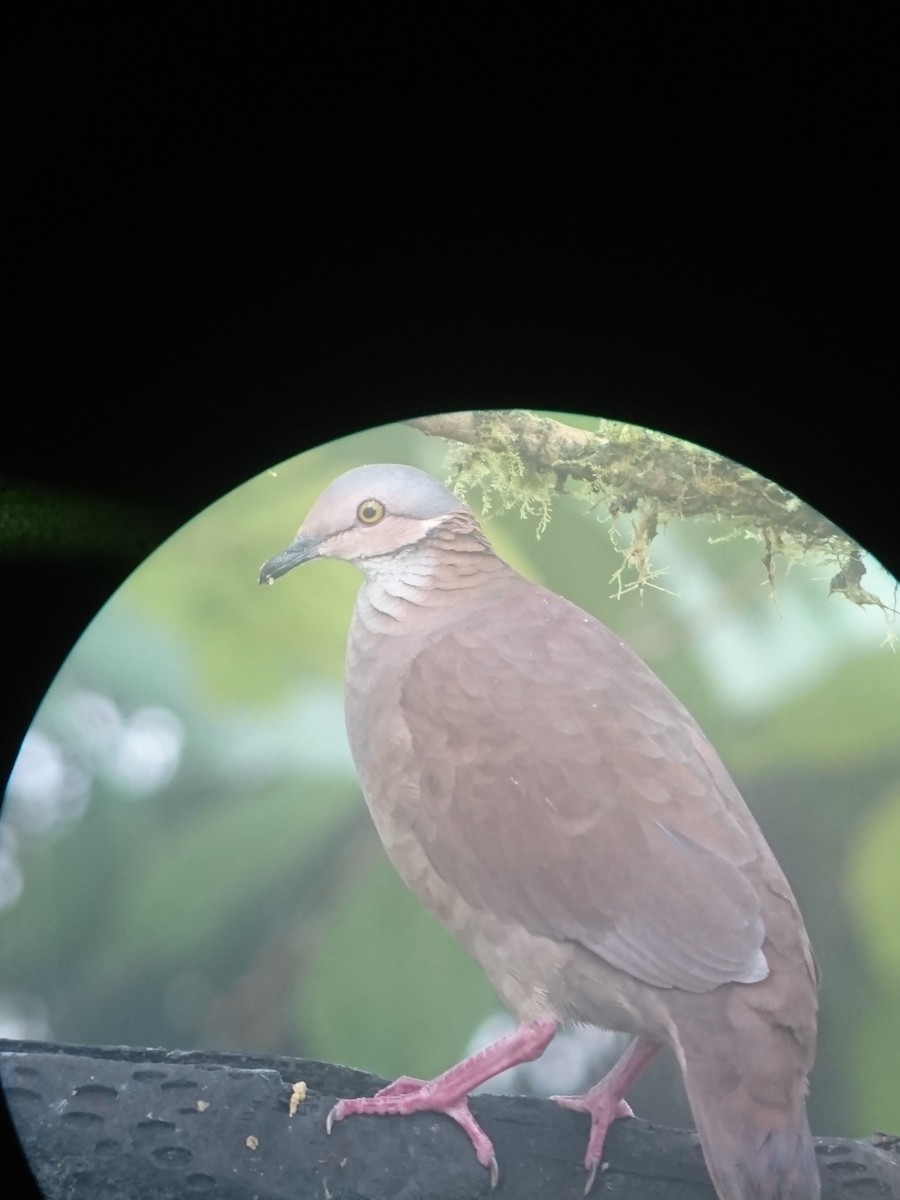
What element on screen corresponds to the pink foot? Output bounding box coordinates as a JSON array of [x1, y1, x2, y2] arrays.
[[551, 1037, 660, 1194], [325, 1018, 557, 1189], [552, 1090, 635, 1192], [328, 1080, 499, 1184], [369, 1074, 428, 1098]]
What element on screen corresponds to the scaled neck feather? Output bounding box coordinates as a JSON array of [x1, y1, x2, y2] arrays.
[[355, 514, 514, 632]]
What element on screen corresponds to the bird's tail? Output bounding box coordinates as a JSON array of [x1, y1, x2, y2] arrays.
[[679, 1041, 820, 1200]]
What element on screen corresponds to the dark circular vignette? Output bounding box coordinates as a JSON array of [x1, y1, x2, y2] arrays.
[[0, 407, 896, 1200], [0, 403, 896, 1200], [3, 11, 896, 1194], [2, 312, 897, 1200]]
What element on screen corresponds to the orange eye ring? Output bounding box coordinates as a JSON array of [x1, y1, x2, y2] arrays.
[[357, 498, 386, 525]]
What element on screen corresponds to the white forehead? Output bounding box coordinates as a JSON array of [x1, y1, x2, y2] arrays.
[[307, 463, 469, 523]]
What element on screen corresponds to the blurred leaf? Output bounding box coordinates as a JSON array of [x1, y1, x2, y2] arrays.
[[851, 993, 900, 1132], [81, 773, 356, 988], [301, 855, 496, 1079], [719, 651, 900, 777], [124, 459, 359, 701], [846, 781, 900, 1131], [848, 782, 900, 987]]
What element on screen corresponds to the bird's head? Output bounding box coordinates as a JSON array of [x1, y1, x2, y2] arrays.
[[258, 463, 473, 584]]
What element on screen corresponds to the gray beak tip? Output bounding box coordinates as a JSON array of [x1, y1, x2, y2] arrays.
[[258, 536, 321, 586]]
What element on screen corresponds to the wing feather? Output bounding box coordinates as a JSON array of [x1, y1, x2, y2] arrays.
[[400, 583, 768, 992]]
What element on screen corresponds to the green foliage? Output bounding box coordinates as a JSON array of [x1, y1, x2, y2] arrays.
[[846, 781, 900, 1130], [437, 408, 871, 606], [849, 783, 900, 988], [851, 995, 900, 1132], [301, 855, 496, 1079], [124, 457, 360, 702], [446, 416, 559, 535], [83, 774, 355, 985], [719, 651, 900, 776]]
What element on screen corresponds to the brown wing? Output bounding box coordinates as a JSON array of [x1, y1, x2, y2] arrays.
[[400, 582, 769, 993]]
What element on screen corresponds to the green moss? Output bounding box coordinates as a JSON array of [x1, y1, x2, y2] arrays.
[[436, 410, 894, 624]]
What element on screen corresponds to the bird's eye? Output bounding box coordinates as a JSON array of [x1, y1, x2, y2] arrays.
[[357, 498, 386, 525]]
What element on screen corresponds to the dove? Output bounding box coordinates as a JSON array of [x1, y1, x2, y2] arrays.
[[259, 462, 820, 1198]]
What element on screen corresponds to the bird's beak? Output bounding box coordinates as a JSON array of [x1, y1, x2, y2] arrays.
[[258, 534, 322, 585]]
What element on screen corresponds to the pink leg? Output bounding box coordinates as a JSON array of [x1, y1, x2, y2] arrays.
[[552, 1036, 660, 1194], [326, 1018, 557, 1188]]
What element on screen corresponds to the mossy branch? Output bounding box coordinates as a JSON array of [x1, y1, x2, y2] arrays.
[[409, 411, 896, 631]]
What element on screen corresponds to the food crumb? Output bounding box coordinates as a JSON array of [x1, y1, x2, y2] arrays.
[[289, 1081, 308, 1117]]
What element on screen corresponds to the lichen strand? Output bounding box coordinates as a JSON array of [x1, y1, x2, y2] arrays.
[[445, 412, 559, 536], [828, 553, 899, 647], [608, 505, 675, 601], [434, 410, 892, 624]]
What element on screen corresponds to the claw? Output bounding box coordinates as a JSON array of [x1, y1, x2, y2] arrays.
[[584, 1160, 598, 1195], [553, 1037, 659, 1190], [317, 1022, 558, 1186], [488, 1153, 499, 1190], [584, 1159, 609, 1194]]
